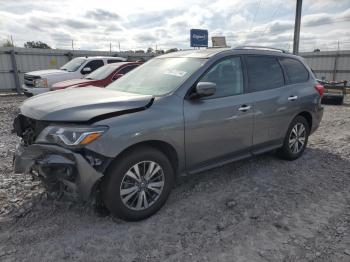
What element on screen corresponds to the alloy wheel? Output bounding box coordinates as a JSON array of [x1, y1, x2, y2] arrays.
[[120, 161, 165, 211], [288, 123, 306, 154]]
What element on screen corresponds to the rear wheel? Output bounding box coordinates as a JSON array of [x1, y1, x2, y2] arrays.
[[101, 146, 174, 221], [277, 116, 310, 160]]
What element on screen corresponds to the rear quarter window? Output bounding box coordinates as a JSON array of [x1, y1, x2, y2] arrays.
[[245, 55, 285, 92], [279, 57, 309, 84]]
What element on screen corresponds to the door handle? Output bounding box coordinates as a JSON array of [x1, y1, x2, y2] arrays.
[[238, 105, 251, 112], [288, 95, 298, 101]]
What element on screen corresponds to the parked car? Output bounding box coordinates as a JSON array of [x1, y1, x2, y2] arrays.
[[22, 56, 126, 96], [317, 79, 347, 105], [13, 46, 324, 221], [51, 62, 142, 91]]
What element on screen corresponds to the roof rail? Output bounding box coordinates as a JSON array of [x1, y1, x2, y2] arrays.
[[233, 46, 290, 53]]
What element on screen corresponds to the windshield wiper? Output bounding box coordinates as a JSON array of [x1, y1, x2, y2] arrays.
[[85, 77, 93, 80]]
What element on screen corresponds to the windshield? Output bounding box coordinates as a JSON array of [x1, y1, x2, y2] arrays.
[[85, 65, 117, 80], [60, 58, 86, 72], [106, 58, 206, 95]]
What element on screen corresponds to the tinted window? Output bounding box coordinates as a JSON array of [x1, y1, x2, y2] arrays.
[[107, 59, 123, 64], [279, 58, 309, 84], [199, 57, 243, 98], [83, 60, 104, 72], [246, 56, 284, 92], [118, 65, 139, 74]]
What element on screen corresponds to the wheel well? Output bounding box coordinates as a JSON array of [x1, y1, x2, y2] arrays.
[[113, 140, 179, 173], [297, 111, 312, 130]]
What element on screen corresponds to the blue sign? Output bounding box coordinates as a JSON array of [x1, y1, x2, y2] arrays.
[[190, 29, 208, 47]]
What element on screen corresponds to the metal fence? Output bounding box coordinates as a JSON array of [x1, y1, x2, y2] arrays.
[[0, 47, 155, 91], [300, 50, 350, 82]]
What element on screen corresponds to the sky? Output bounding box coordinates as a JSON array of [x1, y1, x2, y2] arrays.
[[0, 0, 350, 52]]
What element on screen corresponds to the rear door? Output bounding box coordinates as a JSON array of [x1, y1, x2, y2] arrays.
[[244, 55, 295, 149], [184, 56, 254, 170]]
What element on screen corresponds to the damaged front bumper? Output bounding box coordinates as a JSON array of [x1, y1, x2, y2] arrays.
[[14, 143, 104, 200]]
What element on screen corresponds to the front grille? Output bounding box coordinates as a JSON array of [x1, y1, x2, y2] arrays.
[[24, 74, 40, 87]]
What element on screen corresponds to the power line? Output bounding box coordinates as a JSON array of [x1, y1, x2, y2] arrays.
[[258, 0, 283, 40], [249, 0, 262, 31]]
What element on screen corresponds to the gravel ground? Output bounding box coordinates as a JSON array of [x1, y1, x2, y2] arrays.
[[0, 95, 349, 262]]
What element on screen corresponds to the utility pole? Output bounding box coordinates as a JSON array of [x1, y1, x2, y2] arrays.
[[293, 0, 302, 54], [71, 39, 74, 51], [110, 42, 112, 53], [118, 41, 121, 52]]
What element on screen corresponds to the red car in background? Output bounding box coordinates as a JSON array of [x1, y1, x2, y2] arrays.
[[51, 62, 142, 91]]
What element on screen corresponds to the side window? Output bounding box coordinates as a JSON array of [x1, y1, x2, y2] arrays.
[[199, 57, 243, 98], [245, 56, 284, 92], [83, 60, 104, 73], [118, 65, 138, 75], [107, 59, 123, 64], [279, 58, 309, 84]]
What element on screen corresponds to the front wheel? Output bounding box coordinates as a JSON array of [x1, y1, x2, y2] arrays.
[[101, 146, 174, 221], [277, 116, 310, 160]]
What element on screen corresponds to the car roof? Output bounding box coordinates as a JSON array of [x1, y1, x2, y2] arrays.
[[76, 56, 126, 60], [159, 48, 231, 58], [157, 47, 301, 60], [105, 61, 142, 67]]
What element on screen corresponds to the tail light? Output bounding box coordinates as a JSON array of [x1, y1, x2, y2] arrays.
[[314, 83, 325, 97]]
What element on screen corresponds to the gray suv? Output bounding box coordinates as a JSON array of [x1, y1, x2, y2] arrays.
[[13, 46, 324, 221]]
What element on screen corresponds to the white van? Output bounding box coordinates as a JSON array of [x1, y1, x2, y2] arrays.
[[22, 56, 126, 96]]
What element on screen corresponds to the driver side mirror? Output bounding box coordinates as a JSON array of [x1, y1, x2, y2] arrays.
[[190, 82, 216, 99], [82, 67, 91, 74]]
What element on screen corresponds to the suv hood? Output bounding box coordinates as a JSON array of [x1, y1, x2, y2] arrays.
[[20, 87, 154, 122], [26, 69, 70, 78]]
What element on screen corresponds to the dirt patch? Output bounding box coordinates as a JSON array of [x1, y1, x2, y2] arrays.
[[0, 95, 349, 262]]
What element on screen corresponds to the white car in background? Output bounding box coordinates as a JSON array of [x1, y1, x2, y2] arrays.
[[22, 56, 126, 96]]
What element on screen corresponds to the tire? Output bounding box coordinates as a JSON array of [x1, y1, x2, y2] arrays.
[[277, 116, 310, 160], [101, 146, 174, 221], [337, 96, 344, 105]]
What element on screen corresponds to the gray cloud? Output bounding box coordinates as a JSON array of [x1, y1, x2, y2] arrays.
[[104, 25, 122, 32], [27, 17, 57, 30], [64, 19, 93, 29], [50, 31, 72, 42], [134, 33, 157, 43], [127, 9, 183, 29], [303, 14, 333, 27], [86, 9, 120, 21], [268, 21, 294, 33]]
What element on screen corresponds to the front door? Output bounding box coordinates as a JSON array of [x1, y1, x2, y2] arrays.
[[184, 56, 254, 170]]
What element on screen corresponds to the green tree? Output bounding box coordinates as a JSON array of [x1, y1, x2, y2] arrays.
[[24, 41, 51, 49], [165, 48, 178, 53], [146, 47, 154, 53], [1, 39, 14, 47]]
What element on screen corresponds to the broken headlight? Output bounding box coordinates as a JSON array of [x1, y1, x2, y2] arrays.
[[36, 125, 108, 148]]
